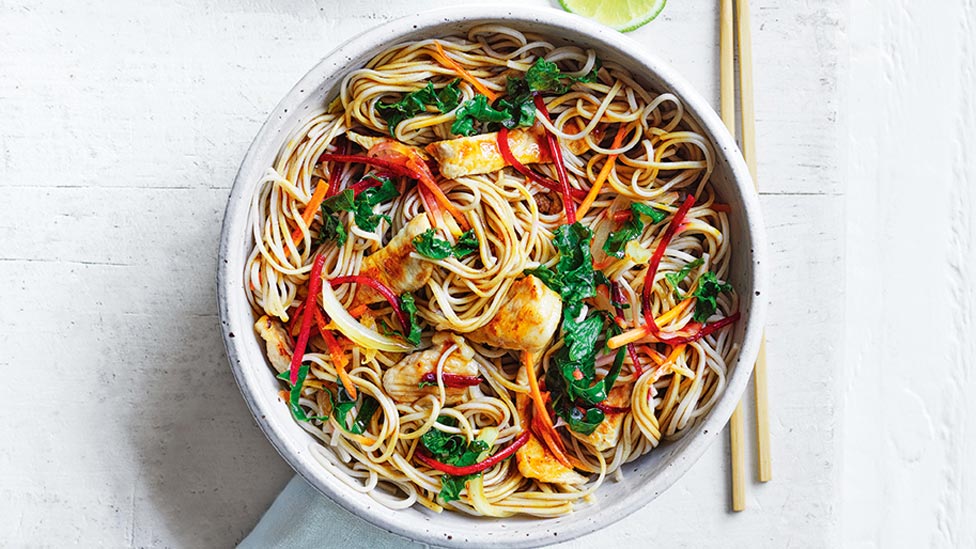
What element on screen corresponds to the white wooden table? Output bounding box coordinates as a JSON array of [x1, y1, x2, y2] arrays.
[[2, 0, 972, 547]]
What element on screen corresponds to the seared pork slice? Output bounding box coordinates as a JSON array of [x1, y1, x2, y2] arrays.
[[467, 275, 562, 352], [351, 215, 434, 307]]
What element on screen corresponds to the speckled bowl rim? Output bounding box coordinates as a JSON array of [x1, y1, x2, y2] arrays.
[[218, 6, 768, 548]]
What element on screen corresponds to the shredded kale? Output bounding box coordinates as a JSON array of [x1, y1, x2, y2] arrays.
[[525, 57, 599, 94], [377, 79, 462, 135], [689, 271, 733, 322], [664, 258, 705, 295], [413, 229, 480, 260], [276, 366, 377, 434], [352, 175, 399, 232], [544, 313, 605, 427], [525, 223, 597, 318], [316, 190, 355, 247], [398, 292, 423, 347], [632, 202, 667, 224], [328, 382, 380, 435], [276, 365, 328, 422], [316, 175, 400, 245], [525, 223, 621, 435], [451, 94, 510, 136], [420, 417, 490, 502], [453, 230, 479, 258], [495, 58, 602, 130], [602, 203, 668, 258], [348, 396, 380, 434], [412, 229, 454, 260], [322, 188, 356, 211]]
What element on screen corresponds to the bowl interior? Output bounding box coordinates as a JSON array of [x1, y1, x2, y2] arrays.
[[218, 7, 767, 548]]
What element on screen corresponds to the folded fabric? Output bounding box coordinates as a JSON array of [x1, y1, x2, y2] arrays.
[[239, 475, 427, 549]]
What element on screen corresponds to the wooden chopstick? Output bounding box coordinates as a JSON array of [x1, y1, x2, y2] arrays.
[[719, 0, 747, 513], [735, 0, 772, 484]]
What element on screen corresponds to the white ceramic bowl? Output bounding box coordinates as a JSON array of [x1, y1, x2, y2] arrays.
[[218, 6, 767, 548]]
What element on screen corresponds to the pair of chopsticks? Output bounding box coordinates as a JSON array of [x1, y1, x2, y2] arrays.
[[720, 0, 771, 512]]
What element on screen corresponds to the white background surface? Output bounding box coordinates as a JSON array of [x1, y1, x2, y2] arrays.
[[0, 0, 971, 547]]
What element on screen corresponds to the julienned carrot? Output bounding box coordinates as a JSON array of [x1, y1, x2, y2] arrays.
[[642, 346, 668, 365], [417, 170, 466, 231], [291, 142, 347, 247], [521, 351, 573, 469], [432, 41, 499, 102], [346, 304, 369, 318], [577, 123, 628, 218], [409, 159, 469, 232], [312, 306, 355, 398], [416, 183, 445, 230], [655, 297, 694, 327], [663, 344, 686, 370], [290, 180, 329, 246], [363, 141, 470, 232], [608, 311, 742, 348], [609, 280, 643, 377]]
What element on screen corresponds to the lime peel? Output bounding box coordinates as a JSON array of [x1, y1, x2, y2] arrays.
[[559, 0, 667, 32]]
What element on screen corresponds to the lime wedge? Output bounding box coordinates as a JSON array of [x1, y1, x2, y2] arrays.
[[559, 0, 667, 32]]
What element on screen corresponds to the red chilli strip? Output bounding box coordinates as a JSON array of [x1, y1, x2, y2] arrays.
[[611, 210, 633, 223], [626, 344, 643, 378], [641, 194, 697, 332], [595, 402, 631, 415], [419, 372, 484, 388], [348, 171, 394, 196], [318, 153, 419, 180], [496, 128, 587, 200], [656, 311, 742, 346], [322, 140, 348, 199], [328, 275, 408, 329], [289, 254, 328, 385], [533, 94, 577, 224], [415, 430, 531, 476]]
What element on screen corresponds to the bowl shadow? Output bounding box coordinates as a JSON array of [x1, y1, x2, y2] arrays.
[[122, 298, 292, 546]]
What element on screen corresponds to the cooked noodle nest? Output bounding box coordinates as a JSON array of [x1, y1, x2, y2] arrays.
[[245, 24, 738, 517]]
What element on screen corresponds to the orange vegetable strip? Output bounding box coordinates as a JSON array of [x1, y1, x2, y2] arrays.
[[521, 351, 573, 469], [577, 124, 628, 218], [312, 306, 355, 398], [412, 163, 469, 231], [290, 179, 329, 246], [433, 41, 499, 102], [346, 304, 369, 319]]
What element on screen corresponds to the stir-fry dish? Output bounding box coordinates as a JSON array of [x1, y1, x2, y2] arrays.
[[246, 25, 740, 517]]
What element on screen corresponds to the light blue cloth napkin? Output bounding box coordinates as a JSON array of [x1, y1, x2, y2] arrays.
[[239, 476, 428, 549]]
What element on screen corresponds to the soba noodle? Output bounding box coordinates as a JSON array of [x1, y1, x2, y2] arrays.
[[245, 25, 739, 517]]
